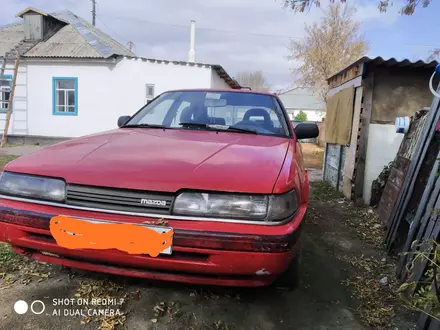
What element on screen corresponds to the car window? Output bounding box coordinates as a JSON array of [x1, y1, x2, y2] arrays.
[[171, 101, 191, 126], [124, 91, 290, 137], [137, 99, 174, 125]]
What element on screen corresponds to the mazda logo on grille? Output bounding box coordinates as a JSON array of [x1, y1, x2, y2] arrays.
[[140, 199, 167, 206]]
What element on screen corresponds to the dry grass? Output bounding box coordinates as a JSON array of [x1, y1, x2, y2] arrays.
[[74, 279, 128, 330], [301, 143, 324, 169]]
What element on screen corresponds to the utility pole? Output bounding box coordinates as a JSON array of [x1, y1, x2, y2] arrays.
[[127, 41, 135, 52], [91, 0, 96, 26]]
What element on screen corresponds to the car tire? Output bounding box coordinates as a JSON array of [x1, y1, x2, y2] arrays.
[[273, 246, 302, 290]]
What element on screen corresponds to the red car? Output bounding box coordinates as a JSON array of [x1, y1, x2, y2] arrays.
[[0, 89, 318, 288]]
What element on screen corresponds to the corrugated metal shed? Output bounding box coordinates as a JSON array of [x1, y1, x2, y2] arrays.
[[328, 56, 439, 81]]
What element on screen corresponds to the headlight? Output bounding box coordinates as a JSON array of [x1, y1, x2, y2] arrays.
[[267, 189, 298, 221], [0, 172, 66, 202], [172, 189, 298, 222]]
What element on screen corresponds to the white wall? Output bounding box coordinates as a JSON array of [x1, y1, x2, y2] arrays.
[[286, 109, 324, 122], [363, 124, 404, 204], [210, 69, 230, 88], [24, 57, 217, 138]]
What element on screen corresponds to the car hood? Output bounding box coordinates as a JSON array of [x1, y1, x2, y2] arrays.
[[6, 129, 290, 193]]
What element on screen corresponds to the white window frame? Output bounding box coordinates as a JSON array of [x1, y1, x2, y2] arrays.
[[0, 75, 12, 112], [53, 77, 78, 116]]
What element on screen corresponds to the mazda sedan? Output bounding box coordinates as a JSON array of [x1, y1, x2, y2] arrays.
[[0, 89, 318, 288]]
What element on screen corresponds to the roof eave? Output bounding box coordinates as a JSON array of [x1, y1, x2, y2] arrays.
[[211, 64, 241, 89], [16, 7, 49, 18], [327, 56, 439, 82]]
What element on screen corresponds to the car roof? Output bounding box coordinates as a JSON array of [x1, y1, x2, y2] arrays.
[[166, 88, 277, 97]]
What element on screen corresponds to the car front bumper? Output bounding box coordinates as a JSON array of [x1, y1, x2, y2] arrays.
[[0, 198, 305, 287]]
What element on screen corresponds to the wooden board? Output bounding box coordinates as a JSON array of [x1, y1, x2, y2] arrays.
[[378, 156, 411, 227], [328, 63, 364, 89], [354, 73, 374, 205], [342, 86, 363, 199], [343, 86, 363, 180], [377, 111, 429, 227]]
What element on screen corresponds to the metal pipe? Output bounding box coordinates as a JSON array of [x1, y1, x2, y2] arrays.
[[188, 20, 196, 63]]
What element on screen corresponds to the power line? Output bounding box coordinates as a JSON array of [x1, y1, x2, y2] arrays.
[[96, 13, 440, 50], [98, 14, 304, 40], [95, 15, 129, 44]]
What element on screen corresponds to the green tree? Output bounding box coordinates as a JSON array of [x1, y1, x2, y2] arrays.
[[294, 111, 308, 121]]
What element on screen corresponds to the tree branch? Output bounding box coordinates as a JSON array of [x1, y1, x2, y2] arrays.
[[281, 0, 430, 15]]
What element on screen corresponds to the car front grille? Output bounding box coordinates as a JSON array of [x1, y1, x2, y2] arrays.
[[66, 184, 174, 214]]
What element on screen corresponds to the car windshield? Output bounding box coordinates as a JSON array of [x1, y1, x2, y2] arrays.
[[124, 91, 291, 137]]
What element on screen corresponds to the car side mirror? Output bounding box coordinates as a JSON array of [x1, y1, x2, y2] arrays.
[[294, 123, 319, 140], [118, 115, 131, 127]]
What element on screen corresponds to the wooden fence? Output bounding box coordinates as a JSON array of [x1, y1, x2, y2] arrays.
[[382, 92, 440, 328]]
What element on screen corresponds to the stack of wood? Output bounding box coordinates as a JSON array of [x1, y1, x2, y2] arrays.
[[378, 108, 430, 228], [377, 97, 440, 328]]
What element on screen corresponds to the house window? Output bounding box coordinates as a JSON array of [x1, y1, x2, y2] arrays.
[[145, 84, 155, 104], [0, 74, 12, 113], [53, 77, 78, 116]]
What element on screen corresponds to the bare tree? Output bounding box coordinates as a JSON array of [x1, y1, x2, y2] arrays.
[[235, 71, 271, 92], [287, 3, 368, 102], [282, 0, 438, 60], [281, 0, 431, 15], [427, 49, 440, 62]]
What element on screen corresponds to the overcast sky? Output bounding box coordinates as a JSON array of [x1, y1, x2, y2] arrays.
[[1, 0, 438, 91]]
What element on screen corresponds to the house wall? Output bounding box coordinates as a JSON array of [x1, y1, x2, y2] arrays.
[[285, 109, 323, 122], [278, 87, 325, 122], [362, 66, 436, 204], [17, 57, 218, 138]]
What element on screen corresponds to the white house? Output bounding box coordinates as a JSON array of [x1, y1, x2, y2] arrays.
[[0, 8, 239, 142], [277, 87, 325, 122]]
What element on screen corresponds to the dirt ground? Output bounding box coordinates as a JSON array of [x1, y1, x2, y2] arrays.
[[0, 145, 418, 330], [301, 143, 324, 169]]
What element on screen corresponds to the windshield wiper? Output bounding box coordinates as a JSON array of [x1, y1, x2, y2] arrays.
[[179, 122, 258, 134], [179, 122, 207, 128], [225, 126, 259, 134], [122, 123, 168, 129]]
